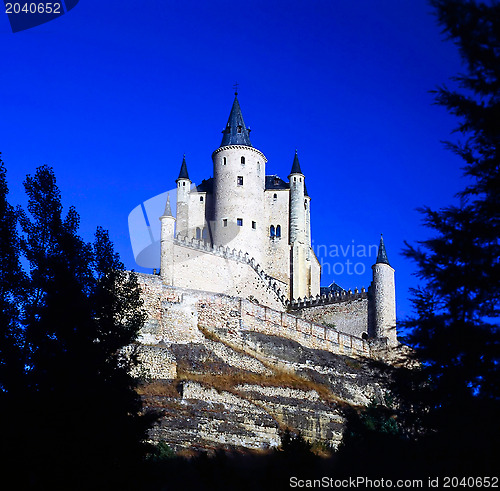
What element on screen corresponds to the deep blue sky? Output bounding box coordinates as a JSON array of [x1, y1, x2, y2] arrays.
[[1, 1, 466, 322]]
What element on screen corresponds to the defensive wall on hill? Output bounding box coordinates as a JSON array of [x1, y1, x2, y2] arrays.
[[135, 273, 371, 363]]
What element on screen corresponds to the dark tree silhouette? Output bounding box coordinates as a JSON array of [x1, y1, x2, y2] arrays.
[[0, 165, 155, 488], [398, 0, 500, 474], [0, 154, 25, 394]]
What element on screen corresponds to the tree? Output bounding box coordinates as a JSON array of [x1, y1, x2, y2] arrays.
[[399, 0, 500, 473], [0, 154, 25, 394], [7, 165, 154, 488]]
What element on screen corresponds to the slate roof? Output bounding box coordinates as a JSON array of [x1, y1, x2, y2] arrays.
[[195, 177, 213, 193], [290, 150, 303, 175], [265, 175, 289, 191], [220, 94, 252, 147], [376, 235, 391, 265], [264, 174, 309, 196], [176, 155, 190, 181]]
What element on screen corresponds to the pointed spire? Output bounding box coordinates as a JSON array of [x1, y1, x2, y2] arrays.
[[176, 154, 190, 181], [162, 193, 173, 217], [290, 149, 303, 175], [220, 93, 252, 147], [376, 234, 390, 265]]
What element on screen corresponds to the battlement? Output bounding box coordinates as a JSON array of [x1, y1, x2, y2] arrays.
[[135, 274, 371, 359], [288, 288, 368, 310]]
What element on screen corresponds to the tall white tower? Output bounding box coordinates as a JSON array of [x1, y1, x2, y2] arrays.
[[371, 235, 398, 347], [175, 155, 191, 238], [289, 151, 311, 299], [212, 92, 267, 264], [160, 194, 175, 285]]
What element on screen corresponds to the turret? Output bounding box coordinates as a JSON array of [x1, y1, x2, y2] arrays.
[[159, 194, 175, 285], [289, 151, 311, 299], [175, 155, 191, 238], [212, 91, 267, 263], [289, 150, 306, 245], [370, 235, 397, 346]]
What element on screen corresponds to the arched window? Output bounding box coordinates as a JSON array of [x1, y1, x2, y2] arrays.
[[196, 228, 201, 239], [237, 126, 242, 133], [273, 193, 277, 200], [223, 157, 227, 165], [241, 156, 245, 165], [270, 225, 275, 237], [276, 225, 281, 238]]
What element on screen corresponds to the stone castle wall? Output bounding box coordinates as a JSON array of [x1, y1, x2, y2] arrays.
[[164, 235, 287, 310], [136, 274, 370, 359], [292, 296, 369, 339]]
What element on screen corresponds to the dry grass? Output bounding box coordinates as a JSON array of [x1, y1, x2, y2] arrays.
[[136, 379, 180, 398], [176, 363, 346, 406]]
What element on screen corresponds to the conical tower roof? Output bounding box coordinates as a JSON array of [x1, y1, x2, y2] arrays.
[[290, 150, 303, 175], [220, 92, 252, 147], [176, 155, 190, 181], [162, 194, 173, 217], [376, 234, 390, 265]]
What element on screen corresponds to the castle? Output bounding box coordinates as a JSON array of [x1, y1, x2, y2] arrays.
[[156, 92, 398, 348]]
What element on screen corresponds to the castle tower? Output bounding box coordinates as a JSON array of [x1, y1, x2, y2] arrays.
[[371, 235, 397, 346], [175, 155, 191, 238], [289, 151, 310, 299], [212, 92, 267, 263], [304, 182, 311, 247], [159, 194, 175, 285]]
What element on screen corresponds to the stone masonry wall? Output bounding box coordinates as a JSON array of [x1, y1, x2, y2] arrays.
[[136, 274, 370, 359], [293, 297, 369, 339]]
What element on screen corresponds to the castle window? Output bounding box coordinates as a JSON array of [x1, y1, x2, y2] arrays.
[[200, 196, 204, 202], [196, 228, 201, 239], [270, 225, 275, 237], [293, 177, 296, 182], [273, 193, 277, 200], [237, 218, 243, 226], [223, 219, 227, 227], [202, 228, 208, 240], [183, 182, 186, 186], [252, 221, 256, 230], [241, 156, 245, 165], [304, 200, 307, 209], [223, 157, 227, 165], [237, 176, 243, 186], [237, 126, 242, 133], [276, 225, 281, 238]]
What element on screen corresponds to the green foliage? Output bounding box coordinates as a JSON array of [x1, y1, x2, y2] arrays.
[[0, 164, 156, 488], [0, 155, 25, 395], [147, 441, 177, 462], [396, 0, 500, 473]]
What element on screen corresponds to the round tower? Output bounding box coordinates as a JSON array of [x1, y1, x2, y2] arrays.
[[289, 151, 309, 299], [371, 235, 398, 346], [175, 155, 191, 238], [160, 194, 176, 285], [289, 150, 306, 245], [211, 92, 267, 263]]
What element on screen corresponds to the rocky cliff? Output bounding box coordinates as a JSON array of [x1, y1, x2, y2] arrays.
[[134, 320, 396, 453]]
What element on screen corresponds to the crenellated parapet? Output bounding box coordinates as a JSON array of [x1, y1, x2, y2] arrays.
[[288, 288, 368, 310], [173, 234, 288, 306]]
